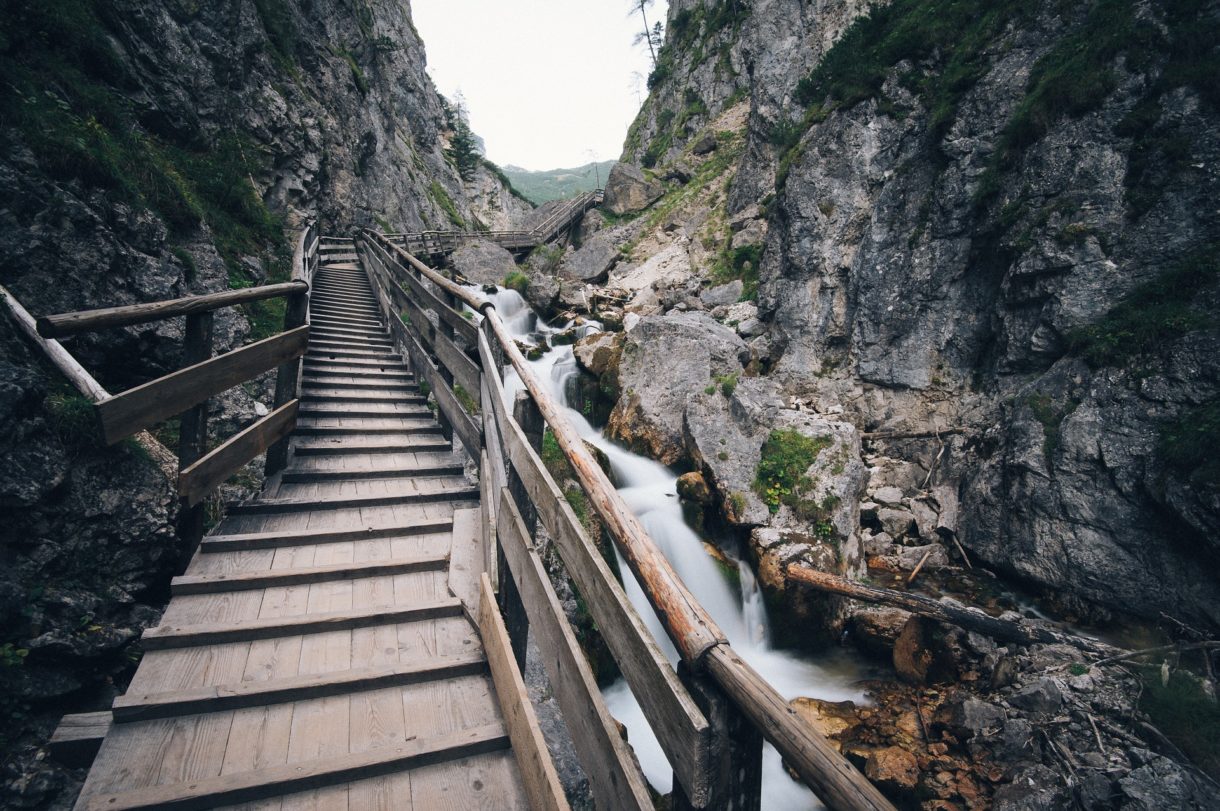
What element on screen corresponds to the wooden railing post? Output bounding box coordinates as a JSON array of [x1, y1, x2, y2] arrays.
[[672, 660, 763, 811], [265, 287, 308, 476], [177, 311, 213, 549], [497, 390, 544, 670]]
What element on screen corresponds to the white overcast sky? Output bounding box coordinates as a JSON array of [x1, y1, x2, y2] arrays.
[[412, 0, 669, 171]]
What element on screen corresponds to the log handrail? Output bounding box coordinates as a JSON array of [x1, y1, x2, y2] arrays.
[[357, 229, 897, 811], [35, 281, 308, 339]]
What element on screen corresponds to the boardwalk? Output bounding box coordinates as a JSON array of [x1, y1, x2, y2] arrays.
[[72, 242, 533, 810]]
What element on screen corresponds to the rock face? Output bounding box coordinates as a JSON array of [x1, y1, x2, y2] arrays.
[[601, 163, 664, 215], [606, 311, 747, 464], [449, 238, 519, 287], [560, 233, 620, 283], [617, 0, 1220, 627]]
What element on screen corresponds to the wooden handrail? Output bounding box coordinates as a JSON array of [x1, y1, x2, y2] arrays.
[[36, 281, 309, 338], [359, 230, 897, 811]]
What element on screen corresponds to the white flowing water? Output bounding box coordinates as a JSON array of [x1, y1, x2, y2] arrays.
[[482, 288, 868, 809]]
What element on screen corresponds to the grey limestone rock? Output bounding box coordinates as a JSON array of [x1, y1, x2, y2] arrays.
[[602, 163, 663, 216], [449, 239, 520, 287]]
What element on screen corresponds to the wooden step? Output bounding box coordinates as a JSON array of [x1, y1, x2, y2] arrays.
[[311, 327, 391, 342], [78, 723, 509, 810], [303, 357, 408, 371], [298, 405, 430, 418], [306, 348, 401, 361], [293, 423, 436, 436], [229, 486, 478, 514], [310, 315, 386, 330], [140, 597, 465, 649], [280, 463, 466, 482], [170, 550, 450, 595], [291, 440, 452, 456], [300, 378, 416, 391], [200, 520, 453, 552], [301, 391, 427, 403], [111, 651, 487, 722], [301, 368, 413, 380]]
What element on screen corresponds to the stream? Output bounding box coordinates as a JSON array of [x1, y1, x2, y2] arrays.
[[480, 288, 870, 809]]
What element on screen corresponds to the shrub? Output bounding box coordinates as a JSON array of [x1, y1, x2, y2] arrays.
[[504, 270, 530, 294], [1159, 399, 1220, 489]]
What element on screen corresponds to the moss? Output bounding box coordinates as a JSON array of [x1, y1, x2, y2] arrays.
[[1066, 247, 1218, 367], [753, 429, 833, 518], [706, 372, 738, 397], [503, 270, 529, 294], [330, 45, 369, 96], [1026, 393, 1079, 464], [1139, 668, 1220, 778], [46, 389, 100, 451], [252, 0, 297, 72], [710, 243, 762, 300], [373, 215, 393, 233], [428, 181, 466, 228], [1159, 399, 1220, 489]]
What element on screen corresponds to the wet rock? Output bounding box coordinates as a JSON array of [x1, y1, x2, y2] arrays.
[[850, 606, 912, 657], [602, 163, 663, 215], [676, 471, 713, 504], [893, 616, 969, 684], [448, 238, 519, 287], [572, 331, 623, 378], [606, 311, 745, 464], [791, 698, 859, 749], [865, 746, 920, 795]]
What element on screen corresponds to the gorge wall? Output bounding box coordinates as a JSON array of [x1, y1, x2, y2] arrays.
[[601, 0, 1219, 628], [0, 1, 524, 804]]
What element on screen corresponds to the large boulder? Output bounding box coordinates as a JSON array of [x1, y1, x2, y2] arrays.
[[449, 238, 519, 287], [606, 312, 746, 465], [560, 232, 619, 283], [602, 162, 663, 216]]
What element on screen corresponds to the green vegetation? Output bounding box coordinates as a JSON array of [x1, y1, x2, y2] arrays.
[[453, 383, 479, 416], [0, 644, 28, 668], [503, 270, 530, 294], [710, 243, 762, 301], [499, 161, 615, 205], [643, 129, 745, 228], [705, 372, 738, 397], [1025, 393, 1078, 464], [253, 0, 298, 71], [753, 429, 833, 520], [528, 244, 564, 275], [428, 181, 466, 228], [46, 389, 100, 451], [652, 0, 749, 90], [480, 159, 532, 204], [373, 215, 393, 233], [330, 45, 369, 95], [1139, 668, 1220, 778], [1066, 248, 1218, 367], [1159, 399, 1220, 489]]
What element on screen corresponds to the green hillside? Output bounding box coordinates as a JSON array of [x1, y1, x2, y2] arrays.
[[501, 160, 617, 205]]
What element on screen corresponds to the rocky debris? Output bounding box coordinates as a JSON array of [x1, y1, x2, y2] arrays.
[[608, 241, 694, 313], [559, 233, 619, 284], [691, 132, 718, 155], [449, 239, 519, 287], [606, 311, 746, 464], [601, 163, 663, 216], [864, 746, 920, 797], [851, 606, 913, 657]]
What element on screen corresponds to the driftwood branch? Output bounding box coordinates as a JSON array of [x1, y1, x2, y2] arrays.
[[789, 566, 1118, 655]]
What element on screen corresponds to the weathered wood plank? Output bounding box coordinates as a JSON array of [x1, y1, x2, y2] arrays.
[[477, 574, 570, 811], [179, 400, 298, 507], [36, 282, 308, 338], [401, 327, 481, 458], [447, 508, 482, 613], [49, 711, 112, 767], [199, 521, 452, 552], [431, 328, 480, 399], [226, 486, 477, 515], [112, 651, 487, 723], [170, 551, 448, 595], [80, 722, 510, 811], [97, 326, 309, 444], [141, 598, 464, 650], [496, 491, 653, 811]]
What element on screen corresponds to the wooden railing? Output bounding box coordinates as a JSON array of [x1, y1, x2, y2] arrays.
[[357, 229, 896, 811], [383, 189, 603, 257], [24, 220, 320, 546]]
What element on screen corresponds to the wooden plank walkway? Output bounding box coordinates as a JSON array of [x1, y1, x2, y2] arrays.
[[73, 241, 538, 810]]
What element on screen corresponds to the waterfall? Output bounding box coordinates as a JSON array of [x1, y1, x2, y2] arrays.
[[481, 287, 866, 809]]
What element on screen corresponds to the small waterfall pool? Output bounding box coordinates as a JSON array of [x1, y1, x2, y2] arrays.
[[479, 287, 869, 809]]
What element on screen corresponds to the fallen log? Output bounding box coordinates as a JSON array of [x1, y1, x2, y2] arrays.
[[789, 566, 1118, 655]]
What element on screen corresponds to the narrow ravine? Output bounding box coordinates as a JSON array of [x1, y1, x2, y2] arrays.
[[480, 287, 870, 809]]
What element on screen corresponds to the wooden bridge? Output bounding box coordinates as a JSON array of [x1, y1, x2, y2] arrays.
[[8, 211, 897, 811], [383, 190, 603, 259]]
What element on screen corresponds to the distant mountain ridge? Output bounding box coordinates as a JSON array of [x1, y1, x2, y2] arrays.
[[501, 160, 617, 205]]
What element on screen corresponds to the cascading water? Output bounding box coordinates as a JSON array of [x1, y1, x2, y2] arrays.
[[481, 287, 868, 809]]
